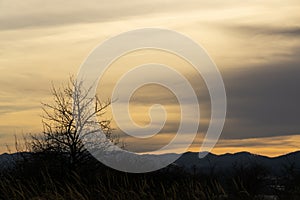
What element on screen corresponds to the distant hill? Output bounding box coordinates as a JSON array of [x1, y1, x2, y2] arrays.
[[0, 152, 21, 169], [0, 152, 33, 170], [174, 151, 300, 176], [1, 151, 300, 175]]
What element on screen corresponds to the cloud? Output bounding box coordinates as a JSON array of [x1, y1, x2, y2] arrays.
[[216, 135, 300, 148], [221, 47, 300, 139], [1, 0, 291, 30], [105, 45, 300, 144], [0, 105, 39, 115], [226, 24, 300, 37], [0, 0, 228, 30], [120, 47, 300, 142]]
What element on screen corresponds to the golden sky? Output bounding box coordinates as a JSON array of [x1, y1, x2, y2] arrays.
[[1, 0, 300, 156]]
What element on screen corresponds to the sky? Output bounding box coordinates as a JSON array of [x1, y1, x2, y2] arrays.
[[0, 0, 300, 156]]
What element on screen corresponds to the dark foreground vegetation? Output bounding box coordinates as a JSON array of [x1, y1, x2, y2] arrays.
[[0, 152, 300, 200]]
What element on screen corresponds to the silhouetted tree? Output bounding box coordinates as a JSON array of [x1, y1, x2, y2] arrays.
[[31, 77, 117, 170]]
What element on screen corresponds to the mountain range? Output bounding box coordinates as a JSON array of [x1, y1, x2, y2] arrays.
[[1, 151, 300, 175], [174, 151, 300, 176]]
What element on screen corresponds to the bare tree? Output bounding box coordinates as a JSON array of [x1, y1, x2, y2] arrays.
[[31, 77, 117, 170]]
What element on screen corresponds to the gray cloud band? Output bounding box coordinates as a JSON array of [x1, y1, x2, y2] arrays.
[[76, 28, 226, 173]]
